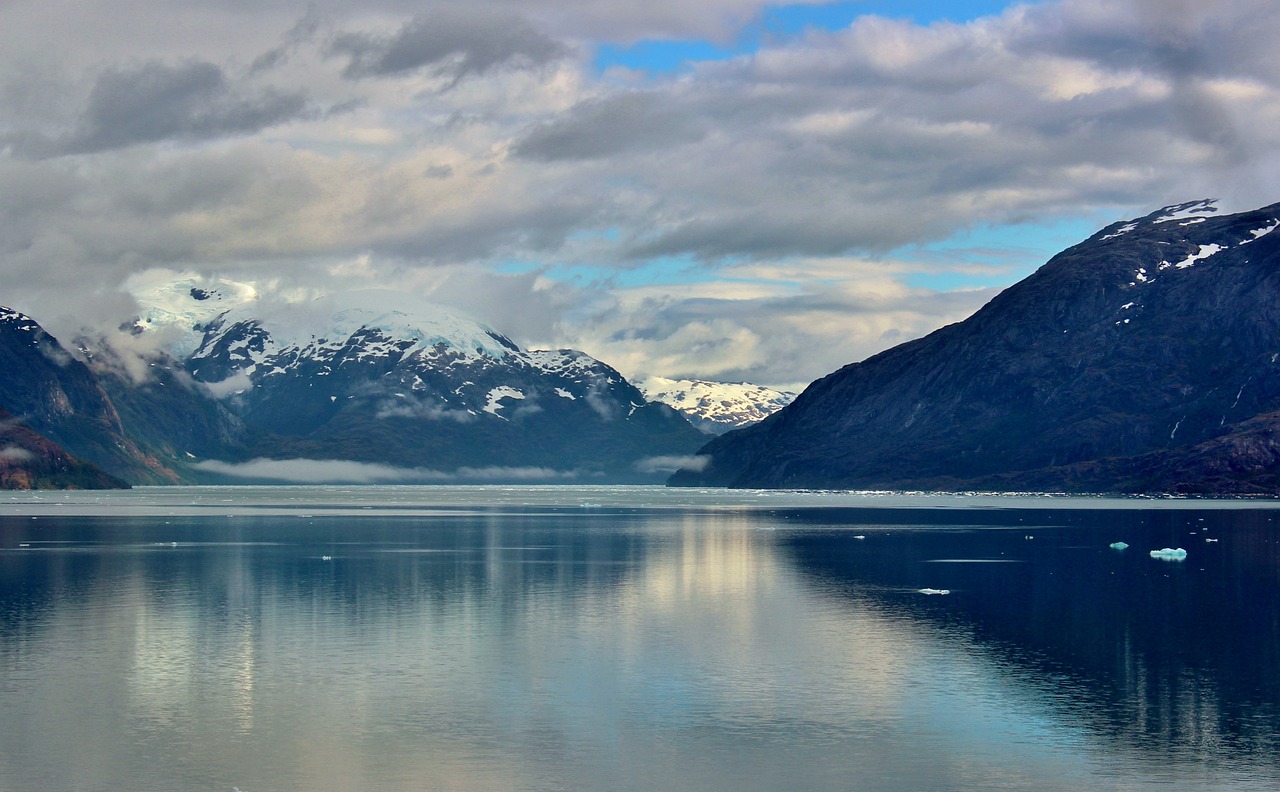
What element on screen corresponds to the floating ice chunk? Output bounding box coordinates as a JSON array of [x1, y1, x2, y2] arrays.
[[1149, 547, 1187, 560], [1109, 541, 1129, 550], [918, 588, 951, 595]]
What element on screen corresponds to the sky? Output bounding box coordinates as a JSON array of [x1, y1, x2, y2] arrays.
[[2, 0, 1278, 391]]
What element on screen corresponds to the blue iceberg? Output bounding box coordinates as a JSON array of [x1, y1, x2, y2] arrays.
[[1149, 547, 1187, 560], [1109, 541, 1129, 550]]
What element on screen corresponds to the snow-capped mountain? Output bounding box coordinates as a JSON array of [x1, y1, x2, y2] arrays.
[[166, 289, 706, 481], [0, 286, 709, 486], [638, 377, 796, 434], [673, 199, 1280, 493]]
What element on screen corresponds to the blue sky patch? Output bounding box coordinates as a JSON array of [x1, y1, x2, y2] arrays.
[[596, 1, 1020, 74]]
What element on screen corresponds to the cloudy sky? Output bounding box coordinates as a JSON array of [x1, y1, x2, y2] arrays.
[[2, 0, 1278, 390]]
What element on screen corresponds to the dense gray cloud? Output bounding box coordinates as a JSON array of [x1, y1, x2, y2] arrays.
[[516, 92, 709, 160], [10, 60, 309, 157], [329, 10, 567, 84]]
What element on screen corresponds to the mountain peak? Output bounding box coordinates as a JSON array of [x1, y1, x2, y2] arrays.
[[638, 376, 796, 434]]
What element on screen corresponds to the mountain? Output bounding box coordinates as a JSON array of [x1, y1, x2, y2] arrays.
[[637, 377, 796, 434], [170, 290, 706, 482], [0, 406, 129, 489], [0, 306, 176, 484], [670, 199, 1280, 494]]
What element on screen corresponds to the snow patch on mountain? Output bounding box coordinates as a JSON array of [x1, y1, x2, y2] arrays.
[[1241, 220, 1280, 244], [1174, 243, 1224, 269], [1152, 199, 1218, 225], [638, 377, 796, 434], [484, 386, 526, 417], [0, 307, 40, 332]]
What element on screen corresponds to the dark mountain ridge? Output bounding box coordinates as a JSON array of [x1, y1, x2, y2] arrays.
[[0, 307, 174, 483], [671, 200, 1280, 493]]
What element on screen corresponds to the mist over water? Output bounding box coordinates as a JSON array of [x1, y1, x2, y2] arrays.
[[2, 487, 1278, 791]]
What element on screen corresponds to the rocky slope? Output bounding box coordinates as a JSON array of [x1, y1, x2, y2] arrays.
[[0, 307, 175, 484], [671, 200, 1280, 494], [637, 377, 795, 434], [0, 406, 129, 489]]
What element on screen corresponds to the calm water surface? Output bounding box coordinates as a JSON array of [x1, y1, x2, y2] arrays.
[[2, 486, 1279, 791]]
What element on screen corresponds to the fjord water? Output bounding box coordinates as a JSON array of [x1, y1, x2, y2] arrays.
[[2, 487, 1278, 791]]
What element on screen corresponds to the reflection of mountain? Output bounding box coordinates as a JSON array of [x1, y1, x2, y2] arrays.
[[777, 506, 1280, 760], [4, 502, 1280, 789]]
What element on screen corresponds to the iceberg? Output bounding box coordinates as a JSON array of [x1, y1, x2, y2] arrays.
[[918, 588, 951, 595], [1149, 547, 1187, 560], [1109, 541, 1129, 550]]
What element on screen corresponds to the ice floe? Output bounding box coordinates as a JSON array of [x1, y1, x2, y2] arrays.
[[1149, 547, 1187, 560]]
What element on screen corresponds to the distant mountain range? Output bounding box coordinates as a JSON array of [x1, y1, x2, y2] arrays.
[[637, 377, 795, 434], [672, 200, 1280, 494], [4, 288, 785, 488]]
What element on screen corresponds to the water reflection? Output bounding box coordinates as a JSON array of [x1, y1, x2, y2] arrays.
[[781, 506, 1280, 778], [1, 498, 1278, 790]]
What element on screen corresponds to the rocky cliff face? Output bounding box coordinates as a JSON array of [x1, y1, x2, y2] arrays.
[[671, 200, 1280, 493]]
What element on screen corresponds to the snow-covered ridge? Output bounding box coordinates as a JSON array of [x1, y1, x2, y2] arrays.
[[639, 376, 795, 433], [1151, 199, 1218, 225], [187, 290, 519, 377], [1099, 200, 1220, 242], [1, 307, 32, 324]]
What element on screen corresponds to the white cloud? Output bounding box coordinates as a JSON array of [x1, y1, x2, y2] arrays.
[[1, 446, 36, 462], [633, 454, 710, 474], [190, 457, 582, 483]]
